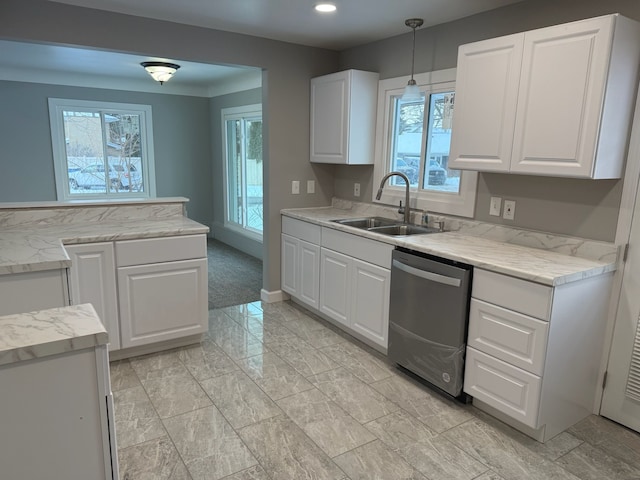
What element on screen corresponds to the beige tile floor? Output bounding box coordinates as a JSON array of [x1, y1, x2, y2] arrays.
[[111, 301, 640, 480]]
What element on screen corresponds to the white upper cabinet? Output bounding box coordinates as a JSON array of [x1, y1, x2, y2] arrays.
[[450, 34, 523, 172], [310, 69, 379, 164], [450, 14, 640, 179]]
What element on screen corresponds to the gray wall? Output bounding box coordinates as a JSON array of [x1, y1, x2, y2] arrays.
[[0, 80, 213, 225], [0, 0, 340, 293], [209, 88, 263, 259], [337, 0, 640, 242]]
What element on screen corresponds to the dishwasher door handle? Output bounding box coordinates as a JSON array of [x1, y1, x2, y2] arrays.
[[392, 259, 462, 287]]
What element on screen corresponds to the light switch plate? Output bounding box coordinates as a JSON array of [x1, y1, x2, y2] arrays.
[[307, 180, 315, 194], [489, 196, 502, 216], [503, 200, 516, 220], [292, 180, 300, 194]]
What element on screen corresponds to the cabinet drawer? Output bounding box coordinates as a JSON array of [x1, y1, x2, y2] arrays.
[[464, 347, 542, 428], [115, 234, 206, 267], [282, 217, 321, 245], [321, 227, 393, 269], [472, 269, 552, 320], [468, 299, 548, 375]]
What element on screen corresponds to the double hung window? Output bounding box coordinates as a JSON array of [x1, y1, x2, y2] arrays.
[[49, 99, 156, 201], [374, 69, 477, 217]]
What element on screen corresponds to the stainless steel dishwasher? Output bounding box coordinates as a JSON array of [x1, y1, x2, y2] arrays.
[[388, 247, 472, 398]]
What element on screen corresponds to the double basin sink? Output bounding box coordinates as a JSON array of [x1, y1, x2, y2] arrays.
[[331, 216, 440, 236]]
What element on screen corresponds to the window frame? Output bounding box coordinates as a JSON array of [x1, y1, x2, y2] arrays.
[[49, 98, 156, 201], [373, 68, 478, 218], [221, 103, 263, 241]]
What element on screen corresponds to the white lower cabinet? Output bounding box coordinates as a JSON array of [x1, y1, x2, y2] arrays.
[[464, 268, 613, 442], [282, 216, 392, 350], [0, 345, 117, 479], [116, 235, 208, 349], [64, 234, 208, 354], [65, 242, 120, 350]]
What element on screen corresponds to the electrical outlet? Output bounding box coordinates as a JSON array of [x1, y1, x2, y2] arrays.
[[292, 180, 300, 194], [354, 183, 361, 197], [489, 196, 502, 217], [307, 180, 315, 194], [503, 200, 516, 220]]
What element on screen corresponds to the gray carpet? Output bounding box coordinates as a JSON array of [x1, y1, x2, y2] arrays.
[[207, 238, 263, 309]]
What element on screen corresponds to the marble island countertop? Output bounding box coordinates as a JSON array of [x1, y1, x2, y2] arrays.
[[0, 214, 209, 275], [282, 205, 617, 286], [0, 304, 108, 367]]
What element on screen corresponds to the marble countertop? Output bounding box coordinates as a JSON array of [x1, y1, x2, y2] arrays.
[[0, 216, 209, 275], [282, 206, 616, 286], [0, 304, 108, 367]]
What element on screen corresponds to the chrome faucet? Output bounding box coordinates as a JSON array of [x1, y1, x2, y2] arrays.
[[375, 171, 411, 224]]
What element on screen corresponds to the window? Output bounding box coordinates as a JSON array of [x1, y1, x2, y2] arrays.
[[222, 104, 263, 238], [49, 99, 156, 201], [374, 69, 477, 217]]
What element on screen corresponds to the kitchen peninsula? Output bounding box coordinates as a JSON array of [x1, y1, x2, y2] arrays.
[[0, 197, 209, 359]]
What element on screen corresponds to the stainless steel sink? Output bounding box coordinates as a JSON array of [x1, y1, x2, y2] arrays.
[[367, 224, 440, 236], [332, 216, 398, 229], [331, 217, 440, 236]]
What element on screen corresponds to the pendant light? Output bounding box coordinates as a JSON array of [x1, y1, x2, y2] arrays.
[[140, 61, 181, 85], [401, 18, 424, 101]]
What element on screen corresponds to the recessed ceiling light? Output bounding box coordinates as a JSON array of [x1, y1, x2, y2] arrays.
[[315, 3, 337, 13]]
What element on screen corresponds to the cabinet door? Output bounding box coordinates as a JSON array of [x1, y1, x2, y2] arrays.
[[299, 239, 320, 309], [351, 259, 390, 348], [118, 258, 208, 348], [310, 71, 349, 164], [319, 248, 351, 327], [511, 17, 613, 177], [281, 233, 299, 296], [449, 33, 523, 172], [65, 242, 120, 350]]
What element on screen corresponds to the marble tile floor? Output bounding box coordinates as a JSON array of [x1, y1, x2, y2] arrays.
[[111, 301, 640, 480]]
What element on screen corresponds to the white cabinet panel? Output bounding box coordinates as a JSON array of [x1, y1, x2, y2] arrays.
[[465, 347, 542, 428], [118, 258, 208, 348], [511, 17, 613, 176], [320, 249, 351, 327], [450, 33, 523, 172], [299, 240, 320, 309], [0, 269, 69, 316], [468, 299, 548, 375], [65, 242, 120, 350], [116, 234, 206, 267], [281, 233, 298, 296], [351, 259, 390, 348]]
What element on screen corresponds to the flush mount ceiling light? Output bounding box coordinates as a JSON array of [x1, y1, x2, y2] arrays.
[[401, 18, 424, 101], [315, 3, 337, 13], [140, 61, 181, 85]]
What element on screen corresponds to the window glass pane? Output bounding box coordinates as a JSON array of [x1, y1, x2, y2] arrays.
[[105, 113, 143, 193], [422, 92, 460, 193], [390, 96, 424, 188], [245, 117, 263, 233], [226, 119, 242, 226], [63, 110, 106, 194]]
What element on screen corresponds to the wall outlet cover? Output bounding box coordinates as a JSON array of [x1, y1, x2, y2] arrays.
[[503, 200, 516, 220], [307, 180, 315, 194], [354, 183, 361, 197]]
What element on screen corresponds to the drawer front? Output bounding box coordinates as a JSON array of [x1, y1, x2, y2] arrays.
[[282, 217, 321, 245], [472, 269, 552, 320], [468, 299, 548, 375], [464, 347, 542, 428], [116, 234, 206, 267], [321, 227, 393, 269]]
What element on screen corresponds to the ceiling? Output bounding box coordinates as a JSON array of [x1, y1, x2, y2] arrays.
[[1, 0, 525, 96], [49, 0, 526, 50]]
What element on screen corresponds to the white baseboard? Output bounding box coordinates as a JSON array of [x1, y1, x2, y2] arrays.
[[261, 289, 290, 303]]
